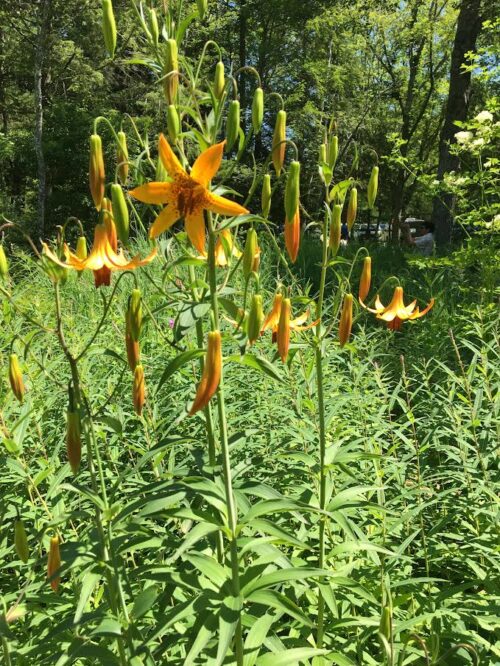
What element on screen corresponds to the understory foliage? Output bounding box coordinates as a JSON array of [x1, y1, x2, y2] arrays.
[[0, 2, 499, 666]]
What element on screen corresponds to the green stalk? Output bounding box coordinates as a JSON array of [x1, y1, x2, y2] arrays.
[[1, 636, 12, 666], [315, 209, 330, 648], [206, 212, 244, 665]]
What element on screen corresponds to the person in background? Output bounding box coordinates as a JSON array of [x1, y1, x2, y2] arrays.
[[411, 221, 435, 256]]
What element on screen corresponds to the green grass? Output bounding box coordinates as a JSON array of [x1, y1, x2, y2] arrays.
[[0, 235, 498, 665]]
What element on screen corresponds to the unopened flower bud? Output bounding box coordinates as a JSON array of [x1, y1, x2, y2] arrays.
[[252, 87, 264, 134], [102, 0, 117, 58], [277, 298, 291, 362], [0, 244, 9, 279], [163, 39, 178, 105], [359, 257, 372, 302], [247, 294, 264, 344], [226, 100, 240, 152], [9, 353, 24, 403], [367, 166, 379, 210], [117, 130, 129, 184], [89, 134, 105, 211], [285, 161, 300, 222], [347, 187, 358, 231], [329, 204, 342, 255], [339, 293, 353, 347], [261, 174, 271, 218], [111, 183, 129, 244], [189, 331, 221, 415], [214, 60, 225, 100], [242, 228, 258, 278], [47, 535, 61, 592], [167, 104, 180, 143], [14, 519, 29, 563], [272, 110, 286, 176]]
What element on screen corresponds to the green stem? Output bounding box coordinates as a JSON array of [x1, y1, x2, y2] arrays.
[[206, 212, 244, 665], [1, 636, 12, 666]]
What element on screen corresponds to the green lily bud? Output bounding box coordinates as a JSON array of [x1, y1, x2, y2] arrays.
[[379, 606, 392, 642], [247, 294, 264, 345], [196, 0, 208, 20], [285, 161, 300, 222], [163, 39, 178, 105], [252, 87, 264, 134], [111, 183, 129, 244], [329, 204, 342, 255], [14, 519, 29, 563], [76, 237, 88, 261], [242, 228, 258, 279], [214, 60, 225, 100], [347, 187, 358, 231], [0, 244, 9, 279], [261, 174, 271, 218], [9, 353, 25, 403], [102, 0, 117, 58], [272, 110, 286, 176], [167, 104, 180, 143], [327, 135, 338, 169], [319, 143, 327, 164], [149, 8, 159, 46], [89, 134, 105, 211], [226, 100, 240, 152], [128, 289, 142, 342], [367, 166, 379, 210], [116, 130, 129, 184]]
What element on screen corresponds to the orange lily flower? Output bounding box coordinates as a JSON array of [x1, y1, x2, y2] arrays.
[[261, 293, 318, 343], [215, 229, 242, 267], [130, 135, 249, 254], [42, 223, 157, 288], [361, 286, 434, 331]]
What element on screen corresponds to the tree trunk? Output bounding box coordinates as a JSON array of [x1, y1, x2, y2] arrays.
[[34, 0, 51, 238], [431, 0, 482, 249]]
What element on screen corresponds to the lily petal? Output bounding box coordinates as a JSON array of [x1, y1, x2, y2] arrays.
[[159, 134, 185, 178], [409, 298, 435, 319], [206, 191, 249, 217], [129, 181, 175, 205], [191, 142, 226, 187], [149, 205, 180, 238], [185, 211, 207, 255]]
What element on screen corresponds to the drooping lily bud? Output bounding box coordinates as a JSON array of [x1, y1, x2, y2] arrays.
[[66, 385, 81, 476], [167, 104, 180, 143], [285, 208, 300, 264], [14, 519, 29, 563], [133, 364, 145, 416], [102, 0, 117, 58], [285, 161, 300, 221], [329, 204, 342, 255], [128, 289, 142, 341], [196, 0, 208, 20], [367, 166, 379, 210], [272, 110, 286, 176], [111, 183, 129, 244], [261, 174, 271, 218], [149, 8, 159, 46], [189, 330, 222, 415], [247, 294, 264, 345], [0, 244, 9, 279], [125, 312, 140, 370], [9, 353, 24, 403], [359, 257, 372, 302], [347, 187, 358, 231], [163, 39, 178, 105], [226, 100, 240, 152], [277, 297, 291, 362], [100, 197, 117, 252], [242, 228, 258, 279], [47, 535, 61, 592], [76, 236, 88, 261], [117, 130, 129, 184], [89, 134, 105, 211], [319, 143, 327, 164], [214, 60, 225, 100], [327, 135, 338, 169], [252, 87, 264, 134], [339, 293, 353, 347]]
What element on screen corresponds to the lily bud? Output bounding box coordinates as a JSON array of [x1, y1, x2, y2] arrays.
[[285, 161, 300, 221], [125, 313, 140, 370], [102, 0, 117, 58], [111, 183, 129, 244], [163, 39, 178, 105], [339, 293, 353, 347], [167, 104, 180, 143], [379, 606, 392, 643], [9, 353, 24, 403], [319, 143, 327, 164], [128, 289, 142, 341], [0, 244, 9, 279], [66, 385, 81, 476], [277, 298, 291, 362], [76, 236, 88, 261], [252, 87, 264, 134], [214, 60, 225, 100], [261, 174, 271, 218], [359, 257, 372, 302], [14, 519, 29, 563], [196, 0, 208, 20], [226, 100, 240, 152], [329, 204, 342, 255], [149, 8, 159, 46], [101, 197, 117, 252], [117, 130, 129, 184], [285, 208, 300, 264], [242, 228, 258, 279], [47, 535, 61, 592], [89, 134, 105, 211], [247, 294, 264, 344], [327, 136, 338, 169], [189, 330, 222, 415], [272, 110, 286, 176], [367, 166, 379, 210], [347, 187, 358, 231], [133, 364, 145, 416]]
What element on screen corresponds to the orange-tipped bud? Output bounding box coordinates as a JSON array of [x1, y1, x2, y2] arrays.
[[347, 187, 358, 231], [89, 134, 105, 211], [66, 385, 81, 475], [126, 313, 140, 370], [277, 298, 291, 362], [9, 353, 24, 403], [272, 110, 286, 176], [133, 364, 145, 416], [359, 257, 372, 302], [189, 330, 222, 415], [339, 293, 353, 347], [117, 130, 129, 183], [47, 535, 61, 592], [285, 208, 300, 264]]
